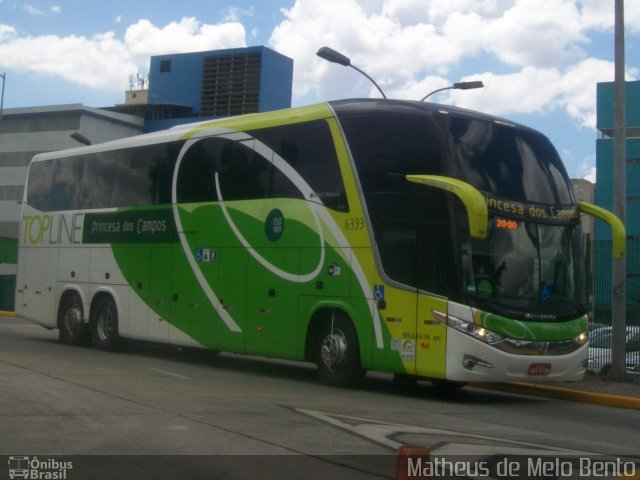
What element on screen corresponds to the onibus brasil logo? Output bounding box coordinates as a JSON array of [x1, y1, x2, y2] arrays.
[[8, 456, 72, 479]]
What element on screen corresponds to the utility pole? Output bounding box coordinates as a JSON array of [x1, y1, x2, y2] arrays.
[[609, 0, 627, 381], [0, 73, 6, 133]]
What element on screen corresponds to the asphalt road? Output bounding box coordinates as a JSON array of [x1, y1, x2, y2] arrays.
[[1, 316, 639, 479]]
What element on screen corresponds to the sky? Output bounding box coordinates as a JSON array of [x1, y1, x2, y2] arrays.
[[0, 0, 639, 181]]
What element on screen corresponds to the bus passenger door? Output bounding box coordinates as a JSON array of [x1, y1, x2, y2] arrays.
[[414, 216, 455, 379], [371, 218, 419, 375], [415, 295, 448, 379]]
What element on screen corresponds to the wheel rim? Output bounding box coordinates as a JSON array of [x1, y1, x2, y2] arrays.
[[63, 306, 83, 335], [96, 305, 114, 341], [320, 329, 348, 372]]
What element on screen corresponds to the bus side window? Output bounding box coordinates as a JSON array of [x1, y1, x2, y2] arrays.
[[26, 160, 55, 211], [250, 121, 349, 212], [111, 150, 157, 207], [217, 140, 270, 201], [176, 138, 223, 204], [80, 153, 115, 210], [50, 156, 85, 211]]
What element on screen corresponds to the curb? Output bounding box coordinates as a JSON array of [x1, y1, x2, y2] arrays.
[[473, 381, 640, 411], [0, 310, 16, 317]]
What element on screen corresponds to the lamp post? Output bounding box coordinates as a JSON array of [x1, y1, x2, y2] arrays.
[[316, 46, 387, 99], [70, 132, 92, 146], [420, 81, 484, 101], [0, 73, 6, 133]]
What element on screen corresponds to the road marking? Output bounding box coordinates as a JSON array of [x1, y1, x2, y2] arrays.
[[147, 367, 191, 380], [296, 408, 596, 456]]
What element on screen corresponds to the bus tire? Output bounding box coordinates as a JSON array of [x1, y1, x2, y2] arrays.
[[58, 293, 90, 346], [91, 295, 119, 351], [315, 312, 364, 387]]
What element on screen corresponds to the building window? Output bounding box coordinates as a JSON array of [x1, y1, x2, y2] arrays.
[[201, 53, 261, 117], [160, 60, 172, 73]]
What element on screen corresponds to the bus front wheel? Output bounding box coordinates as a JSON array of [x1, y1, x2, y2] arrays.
[[315, 313, 364, 387], [58, 293, 90, 346], [91, 296, 119, 351]]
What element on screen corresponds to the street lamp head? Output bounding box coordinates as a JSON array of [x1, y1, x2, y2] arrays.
[[316, 46, 387, 99], [316, 47, 351, 67], [452, 80, 484, 90], [70, 132, 91, 146], [421, 80, 484, 101]]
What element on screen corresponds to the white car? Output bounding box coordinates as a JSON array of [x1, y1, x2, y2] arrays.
[[588, 326, 640, 375]]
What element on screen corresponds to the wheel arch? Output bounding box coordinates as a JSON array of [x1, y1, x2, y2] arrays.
[[89, 287, 122, 324], [56, 286, 88, 329], [303, 300, 369, 368]]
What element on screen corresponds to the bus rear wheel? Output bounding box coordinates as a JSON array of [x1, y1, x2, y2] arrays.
[[91, 296, 119, 351], [315, 313, 364, 387], [58, 293, 90, 346]]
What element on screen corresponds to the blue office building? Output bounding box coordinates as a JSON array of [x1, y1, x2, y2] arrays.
[[594, 80, 640, 322], [115, 46, 293, 132]]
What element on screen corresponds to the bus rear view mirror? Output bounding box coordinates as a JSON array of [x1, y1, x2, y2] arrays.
[[406, 174, 488, 240]]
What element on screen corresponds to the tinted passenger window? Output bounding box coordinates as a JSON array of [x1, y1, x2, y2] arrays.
[[339, 113, 456, 296], [26, 142, 181, 211], [176, 137, 304, 204], [50, 156, 85, 211], [110, 143, 179, 207], [176, 138, 223, 203], [339, 113, 445, 195], [81, 153, 115, 210], [217, 140, 270, 201], [250, 120, 348, 211], [26, 160, 55, 211]]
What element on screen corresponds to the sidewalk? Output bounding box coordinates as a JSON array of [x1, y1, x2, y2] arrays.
[[474, 372, 640, 410]]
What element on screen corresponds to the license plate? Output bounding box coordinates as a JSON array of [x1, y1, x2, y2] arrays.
[[528, 363, 551, 376]]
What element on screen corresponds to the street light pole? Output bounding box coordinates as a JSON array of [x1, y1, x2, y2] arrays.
[[316, 47, 387, 99], [420, 81, 484, 101], [0, 73, 6, 133], [609, 0, 627, 381]]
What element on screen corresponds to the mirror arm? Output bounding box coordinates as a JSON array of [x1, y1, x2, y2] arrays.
[[406, 175, 488, 240], [577, 201, 626, 260]]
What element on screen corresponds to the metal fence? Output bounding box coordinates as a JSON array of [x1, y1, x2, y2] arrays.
[[587, 237, 640, 375]]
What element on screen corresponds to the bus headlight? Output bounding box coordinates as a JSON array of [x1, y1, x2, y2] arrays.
[[445, 314, 504, 345], [574, 331, 588, 346]]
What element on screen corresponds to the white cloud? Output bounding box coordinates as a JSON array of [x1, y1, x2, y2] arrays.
[[0, 0, 636, 132], [0, 24, 16, 42], [559, 58, 616, 129], [0, 17, 247, 91], [482, 0, 587, 67], [24, 4, 44, 15], [577, 153, 597, 183], [124, 18, 246, 64], [0, 31, 135, 89], [222, 6, 255, 23], [583, 167, 596, 183], [269, 0, 634, 128], [50, 5, 61, 14]]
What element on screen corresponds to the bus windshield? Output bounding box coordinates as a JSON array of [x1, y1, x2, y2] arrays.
[[334, 100, 585, 321], [462, 217, 585, 319]]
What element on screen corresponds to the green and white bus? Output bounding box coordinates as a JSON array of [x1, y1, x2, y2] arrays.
[[16, 99, 625, 387]]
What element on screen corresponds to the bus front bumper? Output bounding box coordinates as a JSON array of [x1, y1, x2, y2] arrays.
[[445, 327, 588, 383]]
